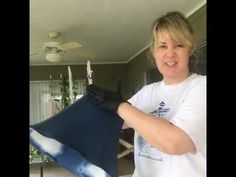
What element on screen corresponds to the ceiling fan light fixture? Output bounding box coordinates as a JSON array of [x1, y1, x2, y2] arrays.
[[46, 52, 61, 62]]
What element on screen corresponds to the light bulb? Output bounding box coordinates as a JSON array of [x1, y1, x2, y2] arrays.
[[46, 52, 61, 62]]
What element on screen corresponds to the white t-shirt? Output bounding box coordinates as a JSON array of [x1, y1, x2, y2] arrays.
[[128, 73, 206, 177]]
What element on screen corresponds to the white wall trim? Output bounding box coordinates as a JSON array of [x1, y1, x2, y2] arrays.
[[30, 1, 206, 67], [186, 0, 206, 17], [127, 0, 206, 64]]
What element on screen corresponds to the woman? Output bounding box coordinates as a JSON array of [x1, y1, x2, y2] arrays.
[[87, 11, 206, 177]]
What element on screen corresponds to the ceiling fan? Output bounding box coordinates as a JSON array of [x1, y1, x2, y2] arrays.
[[31, 32, 82, 62]]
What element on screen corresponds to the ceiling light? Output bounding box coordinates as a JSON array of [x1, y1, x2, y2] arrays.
[[46, 52, 61, 62]]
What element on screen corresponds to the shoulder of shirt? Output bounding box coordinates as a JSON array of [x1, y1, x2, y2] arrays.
[[128, 81, 162, 103], [141, 81, 162, 90], [188, 73, 206, 87], [190, 73, 206, 81]]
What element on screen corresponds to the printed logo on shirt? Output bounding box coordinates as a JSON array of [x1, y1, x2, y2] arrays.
[[137, 135, 163, 161], [136, 101, 170, 161], [150, 101, 170, 118]]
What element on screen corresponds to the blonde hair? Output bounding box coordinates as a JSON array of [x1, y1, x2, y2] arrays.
[[149, 11, 198, 71]]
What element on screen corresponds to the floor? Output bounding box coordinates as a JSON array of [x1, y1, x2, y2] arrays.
[[30, 156, 134, 177]]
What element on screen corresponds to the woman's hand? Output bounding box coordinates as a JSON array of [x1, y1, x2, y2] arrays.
[[86, 84, 124, 112]]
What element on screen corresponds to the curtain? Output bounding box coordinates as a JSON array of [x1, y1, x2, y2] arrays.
[[30, 80, 86, 125], [30, 81, 53, 125]]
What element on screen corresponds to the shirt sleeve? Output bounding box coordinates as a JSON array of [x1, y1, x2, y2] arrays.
[[170, 77, 206, 156], [126, 86, 147, 128]]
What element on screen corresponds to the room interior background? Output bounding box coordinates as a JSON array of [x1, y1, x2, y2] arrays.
[[30, 2, 206, 176]]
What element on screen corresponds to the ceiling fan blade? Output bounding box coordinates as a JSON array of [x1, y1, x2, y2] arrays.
[[30, 47, 44, 56], [59, 42, 82, 50]]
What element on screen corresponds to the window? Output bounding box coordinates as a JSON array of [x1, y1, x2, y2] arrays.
[[30, 80, 86, 125]]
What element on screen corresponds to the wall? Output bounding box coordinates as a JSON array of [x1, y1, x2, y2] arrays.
[[123, 50, 154, 99], [124, 4, 206, 99], [30, 64, 128, 96], [30, 5, 206, 99], [188, 5, 206, 46], [30, 65, 86, 81]]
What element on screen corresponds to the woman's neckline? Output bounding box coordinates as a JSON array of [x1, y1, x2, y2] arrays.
[[161, 73, 196, 87]]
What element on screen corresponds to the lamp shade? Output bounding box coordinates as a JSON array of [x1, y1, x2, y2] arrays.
[[46, 52, 61, 62]]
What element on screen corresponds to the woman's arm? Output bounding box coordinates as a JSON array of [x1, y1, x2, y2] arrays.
[[117, 102, 196, 155], [122, 122, 130, 129]]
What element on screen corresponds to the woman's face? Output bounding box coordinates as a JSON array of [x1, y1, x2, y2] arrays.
[[153, 32, 192, 84]]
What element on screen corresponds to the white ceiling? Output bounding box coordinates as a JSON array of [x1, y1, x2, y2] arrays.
[[30, 0, 206, 66]]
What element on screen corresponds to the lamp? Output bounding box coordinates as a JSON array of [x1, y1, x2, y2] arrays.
[[46, 52, 61, 62]]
